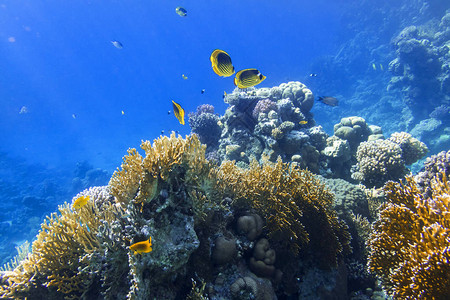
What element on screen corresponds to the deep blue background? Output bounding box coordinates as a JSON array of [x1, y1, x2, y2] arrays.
[[0, 0, 343, 170]]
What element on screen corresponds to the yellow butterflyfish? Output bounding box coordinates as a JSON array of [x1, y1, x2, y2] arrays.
[[299, 120, 308, 125], [234, 68, 266, 89], [130, 237, 152, 255], [182, 74, 188, 80], [380, 63, 384, 71], [210, 49, 235, 77], [372, 63, 377, 70], [172, 100, 185, 125], [72, 195, 90, 210]]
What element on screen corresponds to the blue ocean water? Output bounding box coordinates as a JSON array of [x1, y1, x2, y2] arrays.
[[0, 0, 449, 271]]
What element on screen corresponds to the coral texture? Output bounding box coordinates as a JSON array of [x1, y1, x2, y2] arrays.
[[218, 82, 320, 169], [367, 173, 450, 299], [188, 104, 222, 147], [352, 139, 407, 188], [334, 116, 371, 151], [0, 186, 119, 299], [213, 158, 351, 267], [388, 131, 428, 165], [252, 99, 278, 119], [415, 150, 450, 198]]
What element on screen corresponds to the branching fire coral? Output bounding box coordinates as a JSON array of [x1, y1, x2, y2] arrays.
[[109, 132, 213, 207], [367, 173, 450, 299], [213, 158, 351, 267], [0, 187, 121, 299]]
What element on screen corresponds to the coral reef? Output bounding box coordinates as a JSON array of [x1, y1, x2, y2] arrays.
[[218, 81, 329, 173], [188, 104, 222, 148], [385, 11, 450, 154], [0, 241, 30, 272], [352, 139, 406, 188], [213, 158, 352, 266], [388, 131, 428, 165], [352, 131, 428, 188], [321, 117, 384, 180], [387, 13, 450, 120], [249, 238, 276, 277], [334, 116, 371, 151], [0, 186, 118, 299], [415, 149, 450, 198], [0, 133, 353, 299], [252, 99, 277, 120], [367, 172, 450, 299]]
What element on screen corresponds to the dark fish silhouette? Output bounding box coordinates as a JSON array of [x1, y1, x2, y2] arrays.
[[317, 96, 338, 107]]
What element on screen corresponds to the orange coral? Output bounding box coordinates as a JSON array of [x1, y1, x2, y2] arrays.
[[367, 173, 450, 299]]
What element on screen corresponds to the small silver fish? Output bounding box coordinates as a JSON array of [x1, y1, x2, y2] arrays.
[[111, 40, 123, 49], [19, 106, 28, 114]]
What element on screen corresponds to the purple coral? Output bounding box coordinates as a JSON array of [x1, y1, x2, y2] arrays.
[[415, 150, 450, 198], [195, 104, 215, 115], [188, 104, 222, 146], [252, 99, 277, 119]]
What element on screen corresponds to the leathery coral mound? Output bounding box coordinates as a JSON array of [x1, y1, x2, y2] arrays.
[[0, 133, 352, 299], [367, 172, 450, 299]]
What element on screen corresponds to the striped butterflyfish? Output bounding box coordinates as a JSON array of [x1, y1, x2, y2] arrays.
[[234, 69, 266, 89], [210, 49, 235, 77], [172, 100, 185, 125]]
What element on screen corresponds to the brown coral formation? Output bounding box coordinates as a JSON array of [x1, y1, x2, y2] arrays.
[[249, 238, 276, 277], [367, 173, 450, 299]]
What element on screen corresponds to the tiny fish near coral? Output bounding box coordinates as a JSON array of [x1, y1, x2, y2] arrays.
[[72, 195, 90, 210], [130, 237, 152, 255]]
